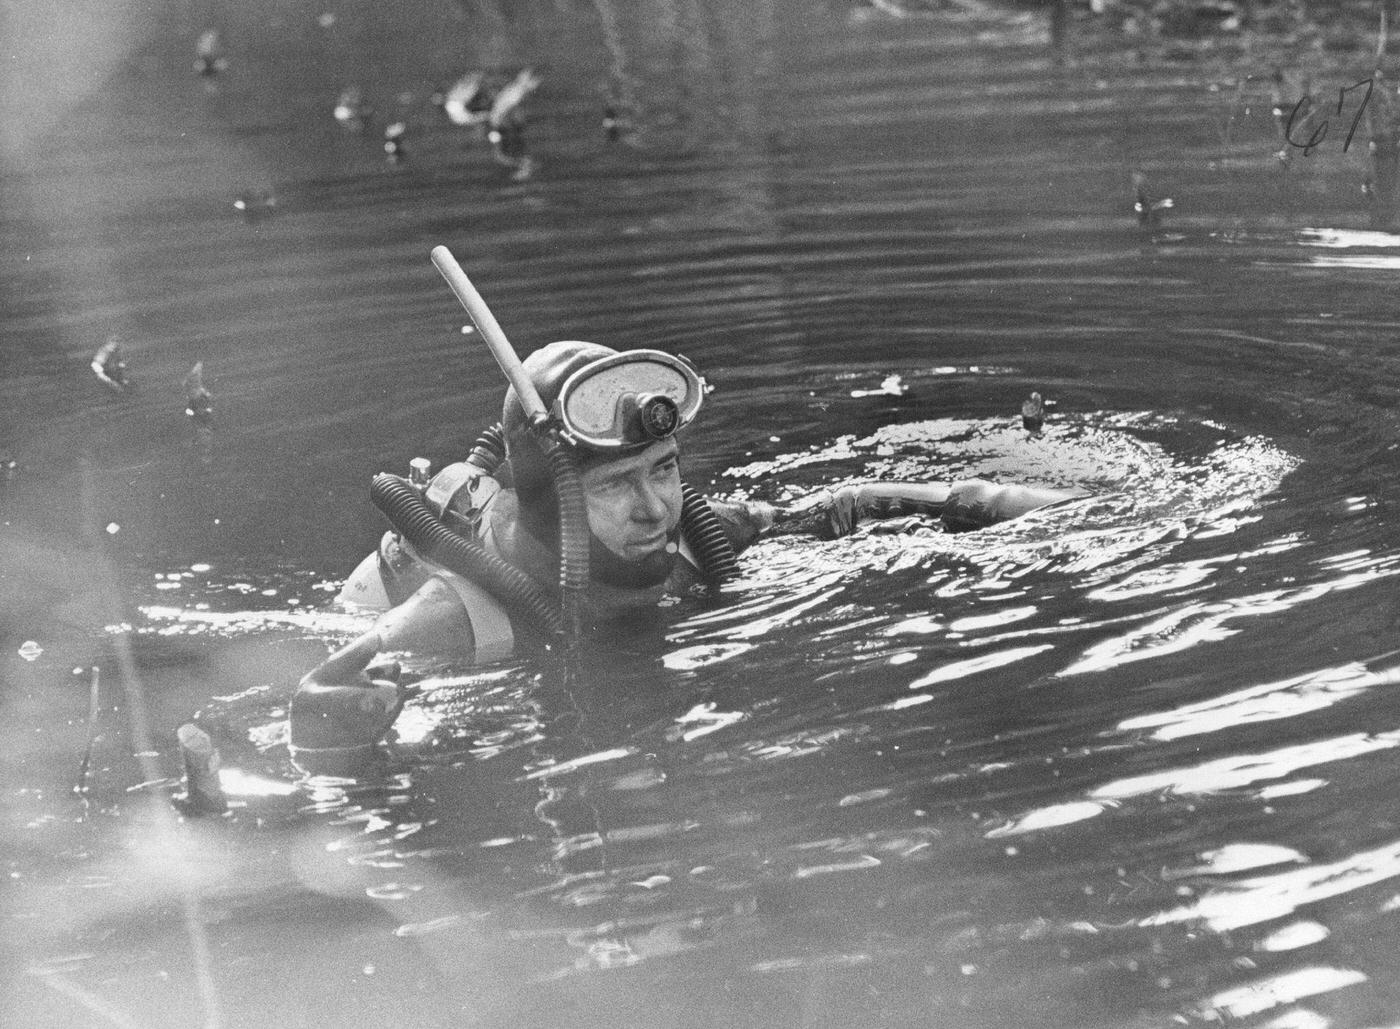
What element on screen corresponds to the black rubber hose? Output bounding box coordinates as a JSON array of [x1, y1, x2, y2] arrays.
[[680, 482, 741, 584], [467, 422, 506, 476], [543, 441, 589, 640], [454, 420, 587, 644], [370, 473, 562, 638]]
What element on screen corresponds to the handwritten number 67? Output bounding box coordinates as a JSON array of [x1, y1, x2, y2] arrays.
[[1285, 78, 1374, 155]]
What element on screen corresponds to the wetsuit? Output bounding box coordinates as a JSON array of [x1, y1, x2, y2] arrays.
[[333, 462, 773, 662], [289, 465, 1082, 768], [335, 466, 1081, 661]]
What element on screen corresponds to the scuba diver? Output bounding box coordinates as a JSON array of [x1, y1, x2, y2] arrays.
[[288, 251, 1086, 771]]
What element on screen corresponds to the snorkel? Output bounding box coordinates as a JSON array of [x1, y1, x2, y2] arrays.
[[369, 247, 741, 649], [430, 246, 591, 641]]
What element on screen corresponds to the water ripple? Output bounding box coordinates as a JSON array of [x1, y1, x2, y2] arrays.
[[1092, 731, 1400, 801], [1193, 966, 1368, 1021], [1115, 660, 1394, 741], [907, 644, 1054, 688], [1060, 563, 1400, 677]]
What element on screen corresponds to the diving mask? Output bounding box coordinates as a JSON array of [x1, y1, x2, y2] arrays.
[[552, 349, 705, 450]]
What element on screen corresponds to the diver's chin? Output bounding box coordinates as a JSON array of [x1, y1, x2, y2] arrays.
[[590, 531, 679, 589]]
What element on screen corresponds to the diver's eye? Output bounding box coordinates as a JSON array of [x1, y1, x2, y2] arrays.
[[593, 476, 630, 497]]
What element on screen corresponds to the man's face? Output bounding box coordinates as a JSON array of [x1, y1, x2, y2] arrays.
[[581, 438, 683, 562]]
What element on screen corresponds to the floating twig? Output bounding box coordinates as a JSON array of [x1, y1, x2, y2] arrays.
[[91, 338, 131, 391], [232, 189, 276, 221], [184, 362, 213, 425], [74, 666, 101, 797], [1132, 170, 1174, 226], [334, 85, 371, 131], [441, 71, 489, 127]]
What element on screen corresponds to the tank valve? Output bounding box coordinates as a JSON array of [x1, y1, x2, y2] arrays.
[[409, 457, 432, 489]]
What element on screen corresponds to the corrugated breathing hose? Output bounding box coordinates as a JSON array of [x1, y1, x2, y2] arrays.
[[370, 473, 563, 638], [680, 482, 740, 584]]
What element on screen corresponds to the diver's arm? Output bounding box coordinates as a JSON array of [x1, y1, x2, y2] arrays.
[[765, 482, 954, 539], [697, 486, 947, 549], [289, 577, 478, 766], [940, 479, 1089, 532], [763, 479, 1086, 539]]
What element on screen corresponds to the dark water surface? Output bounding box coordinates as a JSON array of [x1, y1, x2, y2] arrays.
[[7, 2, 1400, 1027]]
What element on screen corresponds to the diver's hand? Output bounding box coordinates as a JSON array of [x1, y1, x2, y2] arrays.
[[289, 632, 406, 761]]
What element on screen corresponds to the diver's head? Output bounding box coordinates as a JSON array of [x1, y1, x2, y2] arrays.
[[501, 340, 704, 588]]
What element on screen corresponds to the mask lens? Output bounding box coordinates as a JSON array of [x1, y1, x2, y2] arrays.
[[556, 351, 702, 448]]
